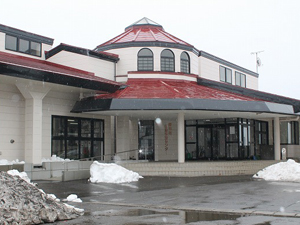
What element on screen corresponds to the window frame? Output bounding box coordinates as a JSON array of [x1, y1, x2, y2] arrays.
[[137, 48, 154, 71], [51, 116, 105, 160], [219, 66, 232, 84], [235, 71, 246, 88], [161, 49, 175, 72], [280, 121, 299, 145], [5, 34, 42, 57], [180, 51, 190, 74]]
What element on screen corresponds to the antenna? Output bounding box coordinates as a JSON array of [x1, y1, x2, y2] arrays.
[[251, 50, 264, 73]]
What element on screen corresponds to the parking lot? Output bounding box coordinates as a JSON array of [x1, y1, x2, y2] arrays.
[[37, 176, 300, 224]]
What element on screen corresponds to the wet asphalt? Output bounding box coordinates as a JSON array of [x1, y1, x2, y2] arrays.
[[36, 176, 300, 224]]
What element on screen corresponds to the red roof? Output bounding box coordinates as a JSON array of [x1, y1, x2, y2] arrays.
[[0, 51, 121, 86], [95, 79, 261, 101], [97, 18, 193, 48]]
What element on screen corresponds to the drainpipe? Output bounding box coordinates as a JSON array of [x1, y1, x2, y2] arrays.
[[114, 61, 117, 155]]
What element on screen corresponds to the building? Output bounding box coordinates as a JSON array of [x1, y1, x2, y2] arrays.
[[0, 18, 299, 165]]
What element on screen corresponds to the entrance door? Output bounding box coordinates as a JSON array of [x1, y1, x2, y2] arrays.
[[212, 126, 225, 159], [198, 127, 211, 159], [138, 120, 154, 160], [198, 125, 225, 160]]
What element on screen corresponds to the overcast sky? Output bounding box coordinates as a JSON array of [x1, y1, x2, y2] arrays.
[[1, 0, 299, 99]]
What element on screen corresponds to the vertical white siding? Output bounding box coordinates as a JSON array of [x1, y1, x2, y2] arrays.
[[0, 82, 25, 160], [46, 51, 115, 80], [107, 47, 198, 77], [199, 56, 259, 90]]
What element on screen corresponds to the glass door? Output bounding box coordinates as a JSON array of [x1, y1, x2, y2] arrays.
[[212, 126, 225, 159], [138, 120, 154, 160], [198, 127, 212, 159]]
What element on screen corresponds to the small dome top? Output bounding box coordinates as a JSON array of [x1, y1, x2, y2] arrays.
[[125, 17, 163, 31], [95, 17, 193, 51]]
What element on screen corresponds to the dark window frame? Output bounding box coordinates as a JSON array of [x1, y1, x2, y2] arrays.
[[235, 71, 246, 87], [161, 49, 175, 72], [137, 48, 154, 71], [51, 116, 104, 160], [5, 34, 42, 57], [219, 66, 232, 84], [280, 121, 299, 145], [180, 51, 190, 74]]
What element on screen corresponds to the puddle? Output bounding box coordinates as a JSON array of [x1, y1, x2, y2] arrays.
[[184, 211, 241, 223], [92, 208, 242, 223]]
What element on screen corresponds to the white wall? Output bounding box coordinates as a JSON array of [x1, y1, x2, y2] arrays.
[[0, 77, 112, 162], [0, 82, 25, 161], [46, 51, 115, 80], [106, 47, 198, 77], [199, 56, 259, 90], [0, 32, 52, 59]]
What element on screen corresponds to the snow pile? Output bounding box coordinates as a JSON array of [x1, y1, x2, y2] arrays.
[[41, 155, 72, 162], [89, 161, 143, 183], [64, 194, 83, 203], [7, 169, 31, 183], [253, 159, 300, 182], [0, 159, 25, 165], [0, 171, 84, 224]]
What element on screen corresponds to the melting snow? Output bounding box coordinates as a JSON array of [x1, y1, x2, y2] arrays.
[[89, 161, 143, 183], [41, 155, 73, 162], [0, 159, 25, 165], [253, 159, 300, 182]]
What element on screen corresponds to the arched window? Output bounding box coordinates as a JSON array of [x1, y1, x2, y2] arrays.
[[161, 49, 175, 72], [180, 52, 190, 73], [137, 48, 153, 71]]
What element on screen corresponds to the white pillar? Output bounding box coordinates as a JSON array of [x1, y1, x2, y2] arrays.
[[177, 112, 185, 163], [16, 83, 50, 164], [274, 117, 281, 160]]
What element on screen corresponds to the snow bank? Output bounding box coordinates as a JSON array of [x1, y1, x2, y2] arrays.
[[7, 169, 31, 183], [89, 161, 143, 183], [0, 171, 84, 224], [41, 155, 72, 162], [253, 159, 300, 182], [0, 159, 25, 165]]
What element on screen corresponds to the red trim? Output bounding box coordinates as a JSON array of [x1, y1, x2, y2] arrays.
[[0, 51, 121, 86], [97, 24, 193, 48]]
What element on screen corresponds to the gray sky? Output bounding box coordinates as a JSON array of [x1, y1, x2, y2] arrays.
[[1, 0, 299, 99]]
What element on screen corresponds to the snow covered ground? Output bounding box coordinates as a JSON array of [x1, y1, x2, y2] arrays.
[[89, 161, 143, 183], [0, 159, 24, 165], [253, 159, 300, 182], [41, 155, 72, 162]]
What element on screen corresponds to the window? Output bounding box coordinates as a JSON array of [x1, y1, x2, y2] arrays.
[[220, 66, 232, 83], [280, 121, 299, 145], [256, 121, 268, 145], [137, 48, 153, 71], [52, 116, 104, 160], [180, 52, 190, 73], [235, 72, 246, 87], [5, 34, 41, 57], [161, 49, 175, 72]]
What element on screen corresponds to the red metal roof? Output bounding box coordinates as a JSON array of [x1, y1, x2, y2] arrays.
[[0, 51, 121, 86], [95, 79, 261, 101], [97, 18, 193, 48]]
